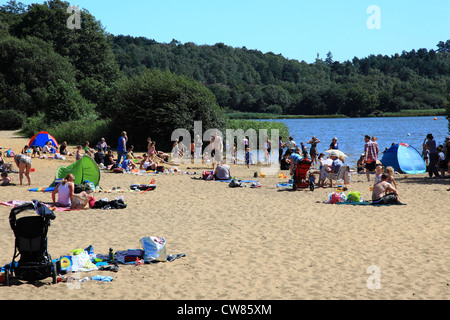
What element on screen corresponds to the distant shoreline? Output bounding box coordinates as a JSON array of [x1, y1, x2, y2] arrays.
[[227, 109, 447, 120]]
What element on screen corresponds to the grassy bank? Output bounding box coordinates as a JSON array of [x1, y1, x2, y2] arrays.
[[227, 109, 446, 120], [226, 112, 347, 120], [379, 109, 446, 117], [226, 119, 290, 139]]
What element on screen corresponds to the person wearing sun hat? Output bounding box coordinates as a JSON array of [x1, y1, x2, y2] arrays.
[[318, 150, 343, 187]]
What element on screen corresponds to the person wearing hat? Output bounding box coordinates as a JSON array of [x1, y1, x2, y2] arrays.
[[318, 150, 343, 188], [423, 133, 440, 178]]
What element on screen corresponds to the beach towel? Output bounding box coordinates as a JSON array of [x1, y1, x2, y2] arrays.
[[336, 201, 406, 206], [28, 187, 55, 192], [276, 182, 293, 189]]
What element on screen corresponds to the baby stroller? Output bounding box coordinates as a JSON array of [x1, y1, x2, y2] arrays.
[[3, 200, 57, 286], [292, 158, 315, 191]]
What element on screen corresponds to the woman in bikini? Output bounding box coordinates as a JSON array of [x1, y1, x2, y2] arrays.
[[14, 153, 32, 185]]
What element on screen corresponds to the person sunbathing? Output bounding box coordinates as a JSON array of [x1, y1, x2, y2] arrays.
[[140, 154, 157, 171], [213, 161, 231, 180], [372, 173, 402, 204]]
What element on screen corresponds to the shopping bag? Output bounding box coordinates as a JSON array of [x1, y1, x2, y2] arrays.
[[140, 236, 167, 262]]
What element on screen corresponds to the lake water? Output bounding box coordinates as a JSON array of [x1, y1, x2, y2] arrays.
[[258, 116, 449, 168]]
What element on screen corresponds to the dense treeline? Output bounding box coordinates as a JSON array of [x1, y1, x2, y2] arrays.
[[0, 0, 449, 150], [112, 36, 450, 118], [0, 0, 230, 151]]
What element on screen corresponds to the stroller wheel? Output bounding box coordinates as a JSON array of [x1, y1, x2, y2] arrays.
[[309, 182, 315, 191], [293, 183, 297, 191], [5, 269, 11, 286]]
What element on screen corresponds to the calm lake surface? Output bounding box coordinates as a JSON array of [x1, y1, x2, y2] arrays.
[[259, 116, 449, 168]]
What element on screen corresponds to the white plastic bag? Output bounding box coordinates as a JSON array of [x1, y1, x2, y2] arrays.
[[140, 236, 167, 262], [72, 250, 98, 272]]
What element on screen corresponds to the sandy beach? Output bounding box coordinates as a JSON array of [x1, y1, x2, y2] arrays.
[[0, 129, 449, 300]]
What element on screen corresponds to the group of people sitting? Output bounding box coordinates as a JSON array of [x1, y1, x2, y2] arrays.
[[281, 148, 347, 188], [371, 164, 401, 205]]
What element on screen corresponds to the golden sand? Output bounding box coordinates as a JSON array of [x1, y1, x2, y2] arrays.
[[0, 130, 449, 300]]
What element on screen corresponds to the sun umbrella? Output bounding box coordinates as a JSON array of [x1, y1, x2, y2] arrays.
[[325, 149, 348, 158]]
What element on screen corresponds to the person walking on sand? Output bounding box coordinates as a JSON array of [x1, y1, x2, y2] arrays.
[[307, 136, 320, 167], [194, 134, 203, 160], [210, 131, 223, 170], [423, 133, 441, 179], [364, 135, 379, 182], [278, 136, 285, 163], [116, 131, 128, 164]]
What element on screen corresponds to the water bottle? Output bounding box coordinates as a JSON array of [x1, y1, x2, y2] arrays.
[[109, 248, 114, 262]]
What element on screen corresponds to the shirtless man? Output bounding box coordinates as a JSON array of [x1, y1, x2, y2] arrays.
[[210, 131, 223, 170], [372, 173, 401, 204]]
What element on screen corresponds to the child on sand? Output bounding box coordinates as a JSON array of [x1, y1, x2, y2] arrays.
[[0, 171, 12, 186], [385, 166, 398, 189], [32, 146, 41, 158], [245, 147, 253, 168], [121, 154, 136, 172], [374, 164, 384, 184], [75, 145, 82, 160]]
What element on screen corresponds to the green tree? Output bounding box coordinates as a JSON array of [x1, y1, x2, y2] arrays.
[[105, 69, 226, 151], [44, 79, 96, 123], [0, 35, 77, 116], [10, 0, 120, 85]]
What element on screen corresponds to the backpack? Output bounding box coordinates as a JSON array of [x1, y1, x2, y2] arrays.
[[329, 192, 342, 204], [202, 171, 213, 180], [229, 179, 243, 188], [347, 191, 361, 202]]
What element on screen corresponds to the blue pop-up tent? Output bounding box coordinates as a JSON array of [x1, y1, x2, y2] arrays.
[[380, 143, 426, 174]]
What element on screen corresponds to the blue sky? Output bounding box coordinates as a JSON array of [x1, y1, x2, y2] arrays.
[[11, 0, 450, 63]]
